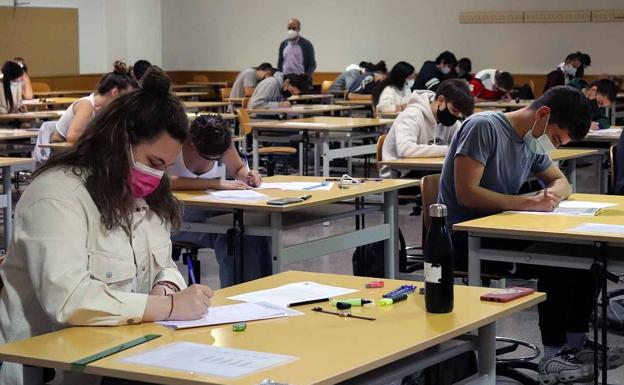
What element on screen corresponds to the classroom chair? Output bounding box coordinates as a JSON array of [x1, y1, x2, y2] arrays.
[[320, 80, 333, 94], [610, 144, 618, 193], [237, 108, 297, 176], [220, 87, 231, 101], [31, 82, 51, 93], [420, 173, 541, 385]]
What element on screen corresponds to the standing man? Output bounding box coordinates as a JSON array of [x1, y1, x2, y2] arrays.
[[277, 18, 316, 85]]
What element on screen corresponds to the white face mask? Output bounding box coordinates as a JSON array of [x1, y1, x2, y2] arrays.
[[565, 64, 577, 76], [406, 79, 415, 89], [523, 114, 555, 155], [287, 29, 298, 39], [440, 66, 451, 75]]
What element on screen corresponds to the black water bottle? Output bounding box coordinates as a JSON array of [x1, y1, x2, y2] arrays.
[[424, 203, 454, 313]]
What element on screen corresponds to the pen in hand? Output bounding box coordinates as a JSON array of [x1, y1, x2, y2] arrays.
[[536, 179, 547, 199]]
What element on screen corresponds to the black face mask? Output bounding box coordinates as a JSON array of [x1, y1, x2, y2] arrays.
[[281, 88, 292, 98], [437, 103, 458, 126]]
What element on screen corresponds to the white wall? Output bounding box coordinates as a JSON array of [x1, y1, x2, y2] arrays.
[[0, 0, 162, 73], [161, 0, 624, 75]]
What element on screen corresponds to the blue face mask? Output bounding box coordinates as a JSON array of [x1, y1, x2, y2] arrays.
[[406, 79, 415, 89], [523, 114, 555, 155]]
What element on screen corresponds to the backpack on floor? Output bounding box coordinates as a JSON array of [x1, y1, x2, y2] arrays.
[[352, 229, 407, 278]]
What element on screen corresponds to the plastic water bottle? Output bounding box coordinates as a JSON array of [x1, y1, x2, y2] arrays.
[[424, 203, 454, 313]]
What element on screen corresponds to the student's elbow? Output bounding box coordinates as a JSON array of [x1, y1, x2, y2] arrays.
[[455, 183, 478, 208]]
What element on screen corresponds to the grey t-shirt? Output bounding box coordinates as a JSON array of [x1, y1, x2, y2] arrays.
[[231, 68, 257, 99], [438, 111, 552, 227]]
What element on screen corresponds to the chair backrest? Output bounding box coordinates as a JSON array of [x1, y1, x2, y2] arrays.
[[220, 87, 231, 101], [321, 80, 333, 94], [31, 82, 51, 93], [34, 120, 58, 168], [193, 74, 209, 82], [242, 97, 250, 109], [376, 134, 386, 172], [611, 145, 618, 193], [421, 174, 441, 234], [237, 108, 253, 136]]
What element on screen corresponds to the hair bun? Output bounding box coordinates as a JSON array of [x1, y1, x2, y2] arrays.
[[113, 60, 128, 75], [140, 66, 171, 97]]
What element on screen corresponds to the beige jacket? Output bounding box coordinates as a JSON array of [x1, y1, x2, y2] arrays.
[[0, 83, 23, 114], [0, 168, 186, 385]]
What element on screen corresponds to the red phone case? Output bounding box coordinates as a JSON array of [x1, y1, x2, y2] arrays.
[[480, 287, 535, 303]]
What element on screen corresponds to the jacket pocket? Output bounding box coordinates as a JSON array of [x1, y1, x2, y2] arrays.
[[151, 243, 172, 269], [88, 251, 136, 287]]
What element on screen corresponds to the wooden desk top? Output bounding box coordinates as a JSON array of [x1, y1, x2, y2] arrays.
[[184, 101, 229, 110], [475, 100, 532, 109], [0, 110, 63, 122], [250, 116, 393, 132], [247, 104, 351, 115], [186, 112, 237, 121], [288, 94, 334, 102], [0, 156, 34, 168], [0, 271, 544, 385], [187, 81, 229, 87], [33, 90, 91, 97], [39, 142, 73, 152], [378, 111, 399, 119], [174, 175, 419, 212], [0, 129, 39, 140], [378, 148, 598, 170], [336, 99, 373, 106], [454, 193, 624, 244], [171, 84, 214, 91], [173, 91, 210, 98], [22, 97, 78, 108]]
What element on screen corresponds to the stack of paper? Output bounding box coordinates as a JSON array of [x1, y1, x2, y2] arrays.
[[228, 281, 358, 308], [122, 342, 298, 378], [507, 201, 617, 216], [157, 302, 302, 330], [256, 182, 333, 191], [208, 190, 269, 201], [587, 128, 622, 136]]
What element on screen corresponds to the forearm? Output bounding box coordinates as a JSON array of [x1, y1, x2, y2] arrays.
[[457, 185, 530, 212], [546, 176, 571, 199]]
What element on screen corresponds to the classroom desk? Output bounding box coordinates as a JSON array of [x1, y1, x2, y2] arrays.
[[0, 271, 544, 385], [336, 99, 373, 106], [608, 93, 624, 125], [225, 97, 243, 105], [0, 157, 34, 247], [378, 148, 598, 192], [175, 175, 416, 282], [454, 193, 624, 384], [33, 89, 91, 98], [186, 112, 237, 122], [475, 100, 532, 111], [187, 81, 230, 87], [171, 84, 216, 91], [0, 110, 63, 123], [288, 93, 334, 104], [250, 117, 393, 176], [183, 101, 229, 113], [21, 97, 78, 111], [247, 104, 353, 116], [577, 127, 622, 193], [173, 91, 210, 100], [0, 129, 40, 141], [39, 142, 72, 154]]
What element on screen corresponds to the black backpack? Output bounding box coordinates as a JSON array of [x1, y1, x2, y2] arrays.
[[352, 229, 407, 277]]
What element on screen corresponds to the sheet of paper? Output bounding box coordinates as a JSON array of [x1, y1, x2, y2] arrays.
[[121, 342, 298, 378], [256, 182, 333, 191], [208, 190, 269, 201], [228, 281, 358, 308], [569, 223, 624, 235], [506, 201, 617, 216], [587, 128, 622, 135], [157, 302, 302, 329]]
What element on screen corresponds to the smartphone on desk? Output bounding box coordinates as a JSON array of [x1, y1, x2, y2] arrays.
[[480, 287, 535, 303]]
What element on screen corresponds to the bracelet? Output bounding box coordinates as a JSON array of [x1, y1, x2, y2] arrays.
[[153, 281, 180, 293], [166, 294, 174, 320]]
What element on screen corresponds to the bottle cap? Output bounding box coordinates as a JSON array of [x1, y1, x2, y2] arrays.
[[429, 203, 447, 218]]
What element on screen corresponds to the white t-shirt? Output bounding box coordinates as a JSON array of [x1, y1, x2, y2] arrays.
[[376, 85, 412, 113], [55, 93, 96, 139], [167, 150, 226, 179]]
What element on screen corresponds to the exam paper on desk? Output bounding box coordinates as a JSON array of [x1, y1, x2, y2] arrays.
[[256, 182, 333, 191], [122, 342, 298, 378], [228, 281, 358, 308], [506, 201, 617, 216]]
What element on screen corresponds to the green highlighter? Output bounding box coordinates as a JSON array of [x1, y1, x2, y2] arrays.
[[330, 298, 372, 307]]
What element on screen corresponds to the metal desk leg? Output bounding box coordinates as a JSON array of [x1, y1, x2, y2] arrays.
[[322, 131, 331, 177], [477, 322, 497, 385], [252, 129, 259, 172], [468, 236, 482, 286], [383, 190, 398, 279], [314, 141, 321, 176], [232, 210, 245, 284], [302, 130, 310, 176], [270, 212, 283, 274], [2, 165, 11, 248], [567, 158, 577, 193]]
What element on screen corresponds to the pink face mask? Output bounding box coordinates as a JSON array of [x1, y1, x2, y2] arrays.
[[129, 149, 164, 198]]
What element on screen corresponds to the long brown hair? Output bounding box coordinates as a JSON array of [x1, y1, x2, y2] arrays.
[[34, 66, 188, 230]]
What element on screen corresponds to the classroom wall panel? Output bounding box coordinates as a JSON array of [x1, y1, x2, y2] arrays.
[[161, 0, 624, 78]]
